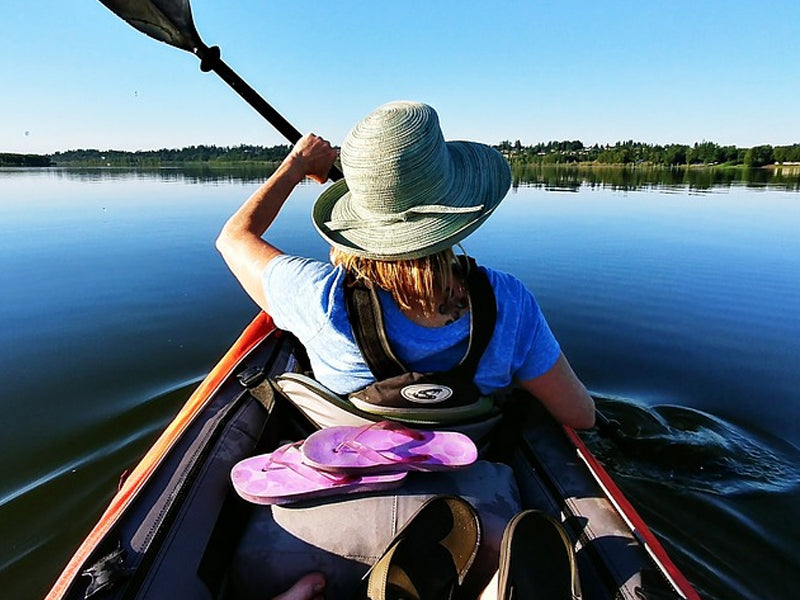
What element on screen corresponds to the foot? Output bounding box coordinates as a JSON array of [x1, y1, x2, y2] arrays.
[[272, 572, 326, 600]]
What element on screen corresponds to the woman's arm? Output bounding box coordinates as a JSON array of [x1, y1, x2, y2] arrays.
[[215, 134, 337, 313], [518, 353, 596, 429]]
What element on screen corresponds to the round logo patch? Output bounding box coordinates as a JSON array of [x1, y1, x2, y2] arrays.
[[400, 384, 454, 404]]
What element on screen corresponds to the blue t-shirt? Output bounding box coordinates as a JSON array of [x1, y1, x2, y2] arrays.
[[262, 255, 560, 396]]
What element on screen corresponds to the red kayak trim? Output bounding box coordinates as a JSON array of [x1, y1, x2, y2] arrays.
[[564, 427, 701, 600]]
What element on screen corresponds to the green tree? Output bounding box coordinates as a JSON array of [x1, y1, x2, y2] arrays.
[[664, 145, 689, 166], [744, 145, 774, 168]]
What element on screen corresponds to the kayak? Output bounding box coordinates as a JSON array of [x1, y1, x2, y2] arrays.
[[45, 312, 700, 600]]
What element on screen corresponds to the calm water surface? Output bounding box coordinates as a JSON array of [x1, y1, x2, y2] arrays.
[[1, 167, 799, 599]]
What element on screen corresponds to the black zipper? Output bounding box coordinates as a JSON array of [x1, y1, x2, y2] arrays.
[[119, 333, 285, 599], [120, 387, 252, 599]]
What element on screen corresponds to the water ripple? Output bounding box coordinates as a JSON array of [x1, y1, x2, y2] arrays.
[[0, 378, 200, 597], [583, 396, 800, 495]]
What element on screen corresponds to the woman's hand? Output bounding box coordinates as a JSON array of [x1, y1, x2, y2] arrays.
[[286, 133, 339, 184], [216, 133, 339, 313]]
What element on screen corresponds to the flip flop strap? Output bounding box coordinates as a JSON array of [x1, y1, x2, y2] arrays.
[[265, 442, 356, 484], [337, 438, 432, 467], [335, 421, 431, 466], [339, 420, 426, 445]]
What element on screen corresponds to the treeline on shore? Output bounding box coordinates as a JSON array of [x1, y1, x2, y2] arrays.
[[47, 144, 292, 167], [0, 153, 53, 167], [0, 145, 291, 167], [497, 140, 800, 168], [2, 140, 799, 168]]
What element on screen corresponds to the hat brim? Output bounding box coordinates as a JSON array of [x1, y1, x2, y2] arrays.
[[312, 141, 511, 260]]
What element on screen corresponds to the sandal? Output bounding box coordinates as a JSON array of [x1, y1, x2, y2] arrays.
[[301, 421, 478, 475], [230, 441, 407, 505], [498, 510, 581, 600], [353, 495, 482, 600]]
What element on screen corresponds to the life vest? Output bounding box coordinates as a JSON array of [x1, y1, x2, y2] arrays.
[[271, 256, 502, 442], [343, 256, 498, 423]]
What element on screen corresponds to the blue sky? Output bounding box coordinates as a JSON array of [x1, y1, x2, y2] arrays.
[[2, 0, 798, 154]]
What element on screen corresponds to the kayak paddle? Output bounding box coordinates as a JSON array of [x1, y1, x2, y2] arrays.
[[96, 0, 343, 180], [98, 1, 632, 453]]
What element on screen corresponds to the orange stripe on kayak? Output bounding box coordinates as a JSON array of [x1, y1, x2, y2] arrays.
[[45, 312, 275, 600]]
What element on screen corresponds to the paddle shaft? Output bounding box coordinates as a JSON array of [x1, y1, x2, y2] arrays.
[[194, 42, 343, 181]]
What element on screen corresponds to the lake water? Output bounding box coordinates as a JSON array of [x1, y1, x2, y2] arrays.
[[1, 166, 799, 599]]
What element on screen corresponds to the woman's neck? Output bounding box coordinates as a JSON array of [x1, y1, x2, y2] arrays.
[[400, 280, 469, 328]]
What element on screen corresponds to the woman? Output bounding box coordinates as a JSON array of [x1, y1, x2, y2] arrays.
[[217, 101, 593, 598], [216, 100, 594, 429]]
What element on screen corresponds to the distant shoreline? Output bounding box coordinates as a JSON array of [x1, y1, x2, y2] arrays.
[[2, 160, 798, 172], [4, 158, 797, 190], [2, 139, 799, 169], [2, 161, 797, 172]]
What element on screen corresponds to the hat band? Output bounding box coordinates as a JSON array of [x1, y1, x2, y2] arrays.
[[325, 203, 485, 232]]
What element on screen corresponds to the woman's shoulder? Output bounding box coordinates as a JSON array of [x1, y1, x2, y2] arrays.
[[477, 263, 531, 301], [476, 262, 545, 329], [262, 255, 347, 337], [264, 254, 336, 281]]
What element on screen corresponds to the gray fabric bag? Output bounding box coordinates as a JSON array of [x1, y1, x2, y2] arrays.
[[229, 460, 521, 599]]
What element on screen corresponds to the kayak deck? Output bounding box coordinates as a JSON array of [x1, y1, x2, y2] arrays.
[[47, 315, 698, 600]]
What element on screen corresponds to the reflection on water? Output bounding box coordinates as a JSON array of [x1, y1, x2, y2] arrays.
[[511, 163, 800, 192], [2, 167, 799, 600], [4, 164, 800, 190], [0, 164, 277, 185]]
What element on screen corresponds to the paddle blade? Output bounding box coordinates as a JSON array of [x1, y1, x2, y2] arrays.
[[98, 0, 201, 51]]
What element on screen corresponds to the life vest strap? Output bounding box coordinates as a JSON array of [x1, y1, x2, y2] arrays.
[[344, 256, 497, 382]]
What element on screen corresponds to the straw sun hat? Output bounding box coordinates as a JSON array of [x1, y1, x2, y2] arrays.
[[312, 101, 511, 260]]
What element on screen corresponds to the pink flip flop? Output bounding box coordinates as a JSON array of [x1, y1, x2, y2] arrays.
[[230, 441, 407, 505], [300, 421, 478, 475]]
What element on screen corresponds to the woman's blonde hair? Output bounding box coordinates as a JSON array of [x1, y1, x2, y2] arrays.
[[330, 247, 458, 317]]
